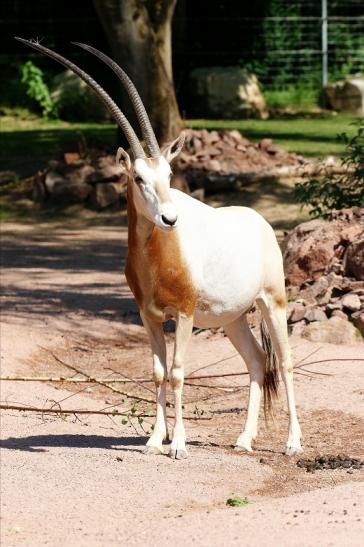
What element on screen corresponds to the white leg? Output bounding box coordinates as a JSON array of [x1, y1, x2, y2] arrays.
[[169, 313, 193, 460], [140, 312, 168, 455], [257, 296, 302, 456], [224, 315, 265, 452]]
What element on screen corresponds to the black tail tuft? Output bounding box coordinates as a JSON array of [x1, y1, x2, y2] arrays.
[[260, 319, 279, 421]]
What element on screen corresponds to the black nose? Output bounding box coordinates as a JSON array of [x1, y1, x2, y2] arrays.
[[161, 214, 177, 226]]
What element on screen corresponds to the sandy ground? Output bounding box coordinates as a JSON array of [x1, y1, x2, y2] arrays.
[[1, 220, 363, 547]]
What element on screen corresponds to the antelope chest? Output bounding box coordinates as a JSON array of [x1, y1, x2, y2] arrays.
[[125, 227, 197, 321]]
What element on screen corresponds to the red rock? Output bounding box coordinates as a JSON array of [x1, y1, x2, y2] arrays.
[[341, 293, 362, 312], [331, 309, 348, 320], [258, 138, 273, 150], [304, 308, 327, 322], [283, 208, 364, 287], [345, 238, 364, 281], [288, 303, 307, 323], [302, 316, 357, 344]]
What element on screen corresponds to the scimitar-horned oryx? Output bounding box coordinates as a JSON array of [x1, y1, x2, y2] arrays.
[[16, 37, 302, 459]]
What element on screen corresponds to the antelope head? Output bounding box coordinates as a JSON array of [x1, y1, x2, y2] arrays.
[[15, 38, 185, 231]]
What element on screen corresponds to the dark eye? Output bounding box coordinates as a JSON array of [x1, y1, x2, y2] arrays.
[[134, 175, 143, 185]]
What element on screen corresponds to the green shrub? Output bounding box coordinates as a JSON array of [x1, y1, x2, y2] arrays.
[[20, 61, 56, 118], [51, 70, 110, 122], [294, 119, 364, 218]]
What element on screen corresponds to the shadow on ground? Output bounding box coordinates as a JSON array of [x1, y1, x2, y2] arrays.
[[0, 434, 147, 453], [0, 224, 140, 324]]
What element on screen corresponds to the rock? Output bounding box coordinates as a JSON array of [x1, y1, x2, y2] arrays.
[[67, 164, 95, 185], [283, 219, 339, 286], [32, 171, 47, 202], [304, 308, 327, 322], [189, 67, 268, 119], [303, 277, 332, 305], [51, 181, 91, 203], [324, 77, 364, 115], [290, 320, 306, 336], [352, 312, 364, 337], [345, 239, 364, 281], [326, 300, 344, 313], [302, 316, 358, 345], [341, 293, 362, 312], [283, 208, 364, 286], [86, 165, 126, 185], [288, 303, 307, 323], [341, 278, 364, 292], [44, 171, 66, 194], [331, 309, 348, 321], [326, 272, 345, 289], [310, 276, 329, 297], [89, 182, 121, 209]]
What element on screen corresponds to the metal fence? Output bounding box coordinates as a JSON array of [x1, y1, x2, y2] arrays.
[[173, 0, 364, 102], [1, 0, 363, 108]]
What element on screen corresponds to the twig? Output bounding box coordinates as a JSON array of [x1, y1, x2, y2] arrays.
[[184, 381, 248, 390], [104, 366, 155, 396], [40, 347, 155, 404], [186, 353, 239, 377], [0, 403, 211, 420], [0, 376, 151, 383], [299, 358, 364, 367]]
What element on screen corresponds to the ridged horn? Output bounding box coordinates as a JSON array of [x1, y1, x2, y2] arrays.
[[71, 42, 161, 158], [14, 37, 145, 159]]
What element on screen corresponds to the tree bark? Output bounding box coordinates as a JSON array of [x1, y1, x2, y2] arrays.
[[93, 0, 183, 146]]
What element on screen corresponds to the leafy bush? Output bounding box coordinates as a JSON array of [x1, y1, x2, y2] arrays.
[[294, 120, 364, 218], [20, 61, 56, 118], [51, 70, 110, 122]]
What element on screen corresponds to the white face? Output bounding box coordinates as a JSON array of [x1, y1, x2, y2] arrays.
[[133, 156, 178, 231]]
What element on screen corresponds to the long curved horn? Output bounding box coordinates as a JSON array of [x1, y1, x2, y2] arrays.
[[14, 37, 145, 159], [72, 42, 161, 158]]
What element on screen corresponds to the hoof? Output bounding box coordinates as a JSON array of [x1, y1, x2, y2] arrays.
[[143, 445, 164, 456], [169, 448, 188, 460], [285, 445, 303, 457], [234, 444, 253, 453]]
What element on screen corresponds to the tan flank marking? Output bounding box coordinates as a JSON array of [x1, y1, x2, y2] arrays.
[[265, 286, 287, 309], [125, 182, 197, 321], [125, 181, 143, 306]]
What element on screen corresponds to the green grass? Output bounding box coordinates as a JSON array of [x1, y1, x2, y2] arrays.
[[188, 113, 358, 159], [0, 109, 359, 181], [264, 86, 318, 110]]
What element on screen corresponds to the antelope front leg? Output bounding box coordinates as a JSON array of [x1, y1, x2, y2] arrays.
[[169, 313, 193, 460], [140, 312, 168, 455]]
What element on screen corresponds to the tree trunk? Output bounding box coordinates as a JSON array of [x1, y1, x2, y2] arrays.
[[93, 0, 183, 146]]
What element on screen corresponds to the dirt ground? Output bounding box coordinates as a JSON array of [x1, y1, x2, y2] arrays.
[[1, 219, 363, 547]]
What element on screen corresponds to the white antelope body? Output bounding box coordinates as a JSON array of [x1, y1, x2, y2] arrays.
[[17, 38, 302, 459]]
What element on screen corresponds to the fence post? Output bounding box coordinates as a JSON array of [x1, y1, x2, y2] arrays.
[[321, 0, 328, 90]]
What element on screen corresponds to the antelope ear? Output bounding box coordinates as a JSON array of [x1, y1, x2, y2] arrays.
[[162, 132, 185, 163], [116, 147, 131, 171]]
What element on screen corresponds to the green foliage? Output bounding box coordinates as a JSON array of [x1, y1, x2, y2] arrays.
[[20, 61, 56, 118], [295, 119, 364, 218], [265, 86, 318, 110], [226, 495, 252, 507], [51, 70, 109, 122]]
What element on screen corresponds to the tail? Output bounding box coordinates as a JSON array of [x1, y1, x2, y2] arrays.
[[260, 319, 279, 422]]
